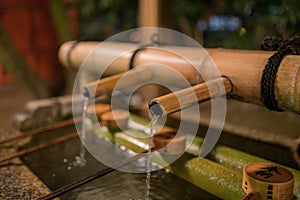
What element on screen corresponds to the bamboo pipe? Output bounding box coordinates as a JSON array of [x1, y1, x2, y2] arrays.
[[58, 41, 300, 113], [83, 67, 154, 98], [149, 77, 232, 117]]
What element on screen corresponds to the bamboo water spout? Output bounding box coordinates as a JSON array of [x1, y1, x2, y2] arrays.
[[59, 41, 300, 114], [83, 68, 154, 98], [149, 77, 232, 117]]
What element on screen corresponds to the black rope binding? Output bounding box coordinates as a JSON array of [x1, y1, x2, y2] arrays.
[[128, 33, 165, 70], [128, 45, 150, 70], [260, 35, 300, 111]]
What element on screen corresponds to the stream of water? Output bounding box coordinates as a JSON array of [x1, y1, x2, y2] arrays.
[[72, 97, 89, 168], [145, 116, 158, 200]]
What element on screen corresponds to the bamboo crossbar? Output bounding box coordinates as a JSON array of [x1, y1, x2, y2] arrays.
[[59, 41, 300, 113]]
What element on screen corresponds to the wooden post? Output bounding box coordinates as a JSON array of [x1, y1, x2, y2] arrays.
[[138, 0, 159, 27]]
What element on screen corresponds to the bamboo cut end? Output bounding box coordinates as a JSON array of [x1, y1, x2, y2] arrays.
[[149, 101, 165, 118]]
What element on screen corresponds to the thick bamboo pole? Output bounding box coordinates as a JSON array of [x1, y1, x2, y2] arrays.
[[58, 41, 202, 84], [58, 41, 300, 113]]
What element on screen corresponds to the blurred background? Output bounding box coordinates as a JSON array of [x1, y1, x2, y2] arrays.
[[0, 0, 300, 98]]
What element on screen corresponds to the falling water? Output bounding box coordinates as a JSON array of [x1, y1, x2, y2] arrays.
[[72, 97, 89, 167], [145, 116, 158, 200]]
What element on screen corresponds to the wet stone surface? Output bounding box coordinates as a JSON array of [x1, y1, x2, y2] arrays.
[[0, 84, 53, 199], [0, 165, 50, 199], [0, 128, 52, 199]]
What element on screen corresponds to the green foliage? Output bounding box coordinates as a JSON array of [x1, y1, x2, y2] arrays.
[[172, 0, 300, 49], [77, 0, 137, 40], [76, 0, 300, 49]]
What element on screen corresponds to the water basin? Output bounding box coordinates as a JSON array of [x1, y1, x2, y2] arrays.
[[21, 125, 220, 199]]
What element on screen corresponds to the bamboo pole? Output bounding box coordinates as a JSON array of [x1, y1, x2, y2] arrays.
[[58, 41, 202, 85], [186, 134, 300, 194], [171, 154, 245, 199], [126, 114, 300, 194], [138, 0, 159, 27], [58, 41, 300, 113], [0, 118, 79, 145], [114, 131, 244, 199], [0, 132, 78, 164], [114, 127, 300, 197], [149, 77, 232, 116], [83, 68, 154, 98]]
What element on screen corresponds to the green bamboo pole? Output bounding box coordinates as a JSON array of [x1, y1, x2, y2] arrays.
[[170, 154, 244, 199], [95, 115, 300, 195], [130, 115, 300, 186], [92, 115, 300, 197], [113, 130, 245, 199], [186, 134, 300, 195]]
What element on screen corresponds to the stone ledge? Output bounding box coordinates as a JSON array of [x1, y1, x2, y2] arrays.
[[0, 131, 53, 199]]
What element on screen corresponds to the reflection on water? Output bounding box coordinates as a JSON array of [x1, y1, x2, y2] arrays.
[[61, 168, 218, 200], [21, 127, 219, 200]]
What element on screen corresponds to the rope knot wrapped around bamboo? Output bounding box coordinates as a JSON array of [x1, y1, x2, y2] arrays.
[[261, 35, 300, 111]]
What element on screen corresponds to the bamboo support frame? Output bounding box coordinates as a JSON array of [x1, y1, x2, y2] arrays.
[[149, 77, 232, 116], [59, 41, 300, 113]]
